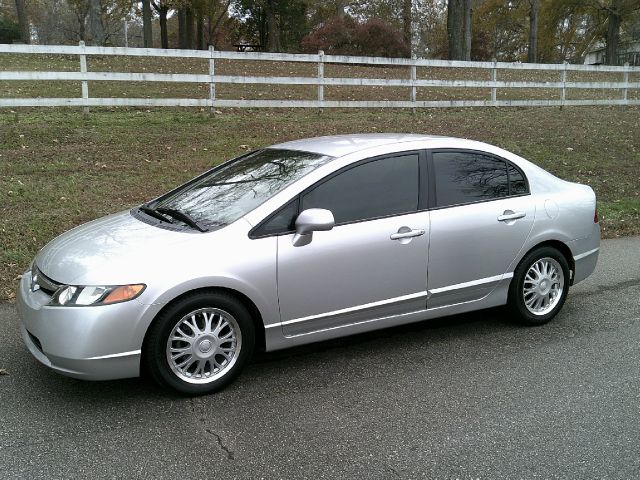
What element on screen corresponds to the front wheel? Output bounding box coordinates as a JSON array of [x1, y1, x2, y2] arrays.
[[144, 291, 255, 395], [508, 246, 570, 326]]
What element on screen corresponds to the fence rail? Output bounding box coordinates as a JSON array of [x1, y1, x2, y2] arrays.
[[1, 42, 639, 110]]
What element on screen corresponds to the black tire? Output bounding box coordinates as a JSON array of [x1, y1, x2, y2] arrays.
[[143, 291, 255, 396], [508, 246, 570, 326]]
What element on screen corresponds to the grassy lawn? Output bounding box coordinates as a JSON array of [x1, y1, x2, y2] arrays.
[[1, 106, 639, 302]]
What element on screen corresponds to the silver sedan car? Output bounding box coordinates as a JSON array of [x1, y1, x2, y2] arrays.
[[18, 134, 600, 395]]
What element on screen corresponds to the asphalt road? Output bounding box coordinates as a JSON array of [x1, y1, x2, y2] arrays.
[[1, 237, 639, 479]]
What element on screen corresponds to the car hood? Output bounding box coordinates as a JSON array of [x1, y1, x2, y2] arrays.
[[35, 210, 199, 285]]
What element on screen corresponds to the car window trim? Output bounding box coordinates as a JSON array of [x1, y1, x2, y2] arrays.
[[426, 148, 530, 210], [249, 150, 427, 239]]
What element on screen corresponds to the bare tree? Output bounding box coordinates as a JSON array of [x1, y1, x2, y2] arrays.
[[463, 0, 472, 60], [14, 0, 30, 43], [151, 0, 169, 48], [88, 0, 105, 44], [266, 0, 281, 52], [448, 0, 471, 60], [447, 0, 462, 59], [142, 0, 153, 47], [605, 0, 623, 64], [527, 0, 539, 62], [402, 0, 412, 55], [178, 8, 187, 47]]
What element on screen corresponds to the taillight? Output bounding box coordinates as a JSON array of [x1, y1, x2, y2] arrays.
[[594, 206, 599, 223]]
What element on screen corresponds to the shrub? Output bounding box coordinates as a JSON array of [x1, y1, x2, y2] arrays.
[[353, 19, 410, 58], [302, 16, 409, 58], [0, 16, 20, 44]]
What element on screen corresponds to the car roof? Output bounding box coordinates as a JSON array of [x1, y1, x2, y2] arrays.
[[269, 133, 450, 158]]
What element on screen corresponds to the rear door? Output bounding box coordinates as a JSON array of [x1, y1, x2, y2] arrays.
[[427, 150, 535, 308]]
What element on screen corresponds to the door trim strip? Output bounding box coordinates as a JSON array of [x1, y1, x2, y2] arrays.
[[270, 291, 429, 329], [429, 272, 513, 295]]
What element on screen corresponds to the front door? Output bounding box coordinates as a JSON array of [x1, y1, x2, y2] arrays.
[[276, 152, 430, 337]]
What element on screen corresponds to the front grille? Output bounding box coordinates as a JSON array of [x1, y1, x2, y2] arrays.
[[27, 330, 43, 353], [32, 267, 61, 296]]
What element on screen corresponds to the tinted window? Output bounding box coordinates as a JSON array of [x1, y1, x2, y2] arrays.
[[155, 149, 331, 229], [253, 199, 299, 236], [301, 154, 419, 224], [508, 163, 528, 195], [433, 152, 508, 207]]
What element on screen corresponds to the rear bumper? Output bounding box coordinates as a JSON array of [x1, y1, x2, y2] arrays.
[[569, 224, 600, 285], [17, 272, 144, 381]]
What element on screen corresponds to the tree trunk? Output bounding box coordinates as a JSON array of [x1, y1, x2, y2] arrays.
[[462, 0, 472, 61], [527, 0, 539, 63], [186, 7, 195, 49], [159, 6, 168, 49], [266, 0, 281, 52], [178, 9, 187, 48], [402, 0, 412, 56], [197, 14, 204, 50], [447, 0, 463, 60], [335, 0, 346, 19], [14, 0, 30, 43], [605, 0, 623, 65], [88, 0, 105, 45], [76, 11, 87, 42], [142, 0, 153, 48]]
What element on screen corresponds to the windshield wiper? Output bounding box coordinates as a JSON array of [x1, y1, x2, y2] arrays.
[[139, 205, 174, 224], [156, 207, 209, 232]]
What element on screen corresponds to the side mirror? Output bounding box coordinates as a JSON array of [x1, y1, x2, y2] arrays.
[[292, 208, 334, 247]]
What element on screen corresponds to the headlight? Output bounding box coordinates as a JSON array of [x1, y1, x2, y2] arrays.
[[49, 284, 146, 307]]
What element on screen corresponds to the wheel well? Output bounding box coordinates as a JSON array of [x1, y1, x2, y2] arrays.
[[142, 287, 266, 356], [520, 240, 575, 284]]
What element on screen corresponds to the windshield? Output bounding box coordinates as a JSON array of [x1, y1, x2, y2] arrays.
[[151, 148, 333, 229]]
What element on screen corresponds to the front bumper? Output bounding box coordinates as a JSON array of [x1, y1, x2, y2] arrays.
[[17, 273, 147, 380]]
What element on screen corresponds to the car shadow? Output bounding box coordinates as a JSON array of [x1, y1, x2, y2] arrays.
[[10, 306, 524, 403], [252, 306, 516, 365]]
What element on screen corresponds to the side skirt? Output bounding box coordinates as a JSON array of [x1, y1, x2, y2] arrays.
[[264, 279, 511, 352]]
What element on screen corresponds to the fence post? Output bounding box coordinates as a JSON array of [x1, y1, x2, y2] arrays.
[[410, 54, 417, 114], [318, 50, 325, 111], [491, 58, 497, 106], [209, 45, 216, 113], [79, 41, 89, 116], [622, 62, 629, 105], [560, 61, 568, 109]]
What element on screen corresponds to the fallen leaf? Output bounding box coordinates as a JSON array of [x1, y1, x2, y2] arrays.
[[0, 369, 8, 376]]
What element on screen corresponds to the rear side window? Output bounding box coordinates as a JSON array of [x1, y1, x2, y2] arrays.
[[508, 163, 528, 195], [301, 154, 420, 224], [432, 151, 527, 208]]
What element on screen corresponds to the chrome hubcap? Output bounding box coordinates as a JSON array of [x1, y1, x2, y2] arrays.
[[523, 257, 564, 316], [166, 307, 241, 384]]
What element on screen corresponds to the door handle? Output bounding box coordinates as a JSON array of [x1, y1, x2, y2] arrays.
[[390, 229, 425, 240], [497, 210, 526, 222]]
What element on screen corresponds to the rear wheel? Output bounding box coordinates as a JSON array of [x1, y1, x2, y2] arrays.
[[508, 246, 570, 326], [144, 291, 255, 395]]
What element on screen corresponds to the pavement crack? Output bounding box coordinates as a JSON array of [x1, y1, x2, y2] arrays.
[[387, 465, 402, 478], [205, 429, 235, 460]]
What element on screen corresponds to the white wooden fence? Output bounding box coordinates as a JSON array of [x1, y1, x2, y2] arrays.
[[1, 42, 639, 110]]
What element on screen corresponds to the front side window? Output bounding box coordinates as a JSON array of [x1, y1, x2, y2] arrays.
[[153, 149, 332, 229], [301, 153, 420, 225], [433, 152, 510, 208]]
